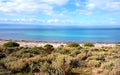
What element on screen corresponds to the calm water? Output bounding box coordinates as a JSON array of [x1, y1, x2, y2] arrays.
[[0, 28, 120, 42]]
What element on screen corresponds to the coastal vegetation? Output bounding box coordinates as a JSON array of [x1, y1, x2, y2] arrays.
[[83, 42, 94, 47], [3, 41, 20, 47], [0, 41, 119, 75], [67, 42, 80, 47]]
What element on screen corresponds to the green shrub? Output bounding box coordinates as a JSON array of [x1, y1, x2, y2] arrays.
[[67, 42, 80, 47], [44, 44, 54, 53], [0, 47, 20, 54], [19, 49, 39, 54], [84, 42, 94, 47], [3, 41, 20, 47], [60, 49, 70, 55], [44, 44, 53, 48]]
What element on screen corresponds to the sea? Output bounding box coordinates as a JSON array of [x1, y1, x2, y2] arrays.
[[0, 27, 120, 43]]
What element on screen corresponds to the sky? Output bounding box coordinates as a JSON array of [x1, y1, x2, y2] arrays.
[[0, 0, 120, 26]]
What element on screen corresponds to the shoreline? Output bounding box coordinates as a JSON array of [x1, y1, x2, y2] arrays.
[[0, 39, 119, 44], [0, 39, 118, 48]]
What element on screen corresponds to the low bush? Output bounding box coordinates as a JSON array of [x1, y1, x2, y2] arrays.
[[84, 42, 94, 47], [0, 47, 23, 54], [116, 44, 120, 47], [4, 58, 30, 73], [101, 61, 114, 71], [3, 41, 20, 47], [19, 49, 39, 54], [87, 60, 101, 67], [88, 54, 105, 61], [59, 49, 71, 55], [76, 53, 88, 61], [0, 53, 6, 59], [101, 60, 120, 75], [44, 44, 54, 53], [67, 42, 80, 47]]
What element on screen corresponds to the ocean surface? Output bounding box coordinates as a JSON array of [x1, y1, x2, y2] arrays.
[[0, 28, 120, 42]]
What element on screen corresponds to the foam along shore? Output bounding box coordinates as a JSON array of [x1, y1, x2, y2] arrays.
[[0, 39, 116, 48]]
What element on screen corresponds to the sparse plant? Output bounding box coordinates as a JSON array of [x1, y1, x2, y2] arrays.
[[87, 60, 101, 67], [84, 42, 94, 47], [67, 42, 80, 47], [3, 41, 20, 47], [44, 44, 54, 53], [0, 53, 6, 59], [19, 49, 39, 54]]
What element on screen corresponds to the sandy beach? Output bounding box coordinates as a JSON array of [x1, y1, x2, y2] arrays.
[[0, 39, 116, 48]]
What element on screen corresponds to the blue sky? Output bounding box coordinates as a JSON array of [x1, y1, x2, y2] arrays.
[[0, 0, 120, 26]]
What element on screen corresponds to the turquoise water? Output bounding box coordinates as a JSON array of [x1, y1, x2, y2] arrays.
[[0, 29, 120, 42]]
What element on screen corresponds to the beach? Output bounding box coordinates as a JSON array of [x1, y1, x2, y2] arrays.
[[0, 0, 120, 74], [0, 39, 116, 48]]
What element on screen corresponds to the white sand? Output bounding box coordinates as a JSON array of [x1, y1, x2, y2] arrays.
[[0, 40, 116, 48]]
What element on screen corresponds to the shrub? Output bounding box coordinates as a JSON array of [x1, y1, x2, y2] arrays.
[[101, 61, 114, 71], [87, 60, 101, 67], [76, 53, 88, 60], [115, 44, 120, 49], [70, 59, 83, 68], [0, 47, 20, 54], [4, 58, 30, 73], [34, 53, 73, 75], [0, 53, 6, 59], [59, 48, 71, 55], [116, 44, 120, 46], [67, 42, 80, 47], [44, 44, 54, 53], [6, 48, 16, 54], [19, 49, 39, 54], [3, 41, 20, 47], [50, 54, 73, 75], [88, 54, 105, 61], [84, 42, 94, 47]]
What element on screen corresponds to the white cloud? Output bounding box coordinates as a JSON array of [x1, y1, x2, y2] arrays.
[[86, 0, 120, 10], [0, 0, 120, 25], [0, 0, 53, 13], [40, 0, 69, 6], [106, 2, 120, 10], [75, 2, 80, 7], [47, 19, 59, 23], [75, 9, 93, 16], [0, 17, 74, 25], [0, 18, 45, 24], [0, 0, 69, 16], [86, 3, 95, 9]]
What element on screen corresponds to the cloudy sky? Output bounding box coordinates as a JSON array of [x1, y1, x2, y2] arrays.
[[0, 0, 120, 26]]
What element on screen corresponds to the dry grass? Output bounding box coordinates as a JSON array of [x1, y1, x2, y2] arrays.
[[0, 42, 119, 75]]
